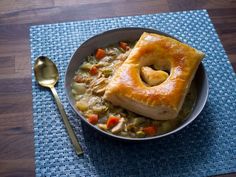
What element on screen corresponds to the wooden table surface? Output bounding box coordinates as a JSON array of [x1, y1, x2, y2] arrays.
[[0, 0, 235, 176]]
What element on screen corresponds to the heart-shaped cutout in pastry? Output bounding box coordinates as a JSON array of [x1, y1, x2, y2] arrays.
[[140, 66, 169, 86]]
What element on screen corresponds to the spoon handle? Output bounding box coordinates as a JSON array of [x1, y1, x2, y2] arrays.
[[50, 86, 83, 155]]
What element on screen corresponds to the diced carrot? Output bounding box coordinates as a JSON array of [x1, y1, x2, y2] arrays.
[[95, 48, 106, 59], [142, 126, 157, 136], [89, 66, 98, 75], [87, 114, 98, 125], [119, 42, 129, 51], [106, 116, 120, 129]]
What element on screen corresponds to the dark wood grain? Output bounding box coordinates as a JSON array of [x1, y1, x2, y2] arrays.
[[0, 0, 235, 176]]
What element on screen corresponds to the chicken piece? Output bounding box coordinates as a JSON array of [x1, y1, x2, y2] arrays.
[[111, 118, 125, 134]]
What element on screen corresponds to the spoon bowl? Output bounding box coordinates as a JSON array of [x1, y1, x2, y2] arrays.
[[34, 56, 59, 88], [34, 56, 83, 155]]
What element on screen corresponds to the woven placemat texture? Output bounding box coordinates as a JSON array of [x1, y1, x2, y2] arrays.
[[30, 10, 236, 177]]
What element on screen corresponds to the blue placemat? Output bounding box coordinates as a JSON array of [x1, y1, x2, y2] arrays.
[[30, 10, 236, 177]]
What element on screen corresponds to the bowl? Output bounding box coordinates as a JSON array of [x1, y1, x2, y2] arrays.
[[65, 27, 209, 141]]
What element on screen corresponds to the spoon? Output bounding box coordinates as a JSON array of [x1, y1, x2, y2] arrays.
[[34, 56, 83, 155]]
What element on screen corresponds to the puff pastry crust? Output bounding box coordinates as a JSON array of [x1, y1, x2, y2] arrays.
[[104, 32, 204, 120]]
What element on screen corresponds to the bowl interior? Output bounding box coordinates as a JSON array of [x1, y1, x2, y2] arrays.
[[65, 27, 209, 141]]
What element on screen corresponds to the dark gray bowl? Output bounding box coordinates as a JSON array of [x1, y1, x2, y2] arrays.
[[65, 27, 209, 141]]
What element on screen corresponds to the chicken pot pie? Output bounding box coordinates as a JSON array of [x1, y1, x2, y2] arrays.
[[72, 38, 198, 137], [104, 32, 204, 120]]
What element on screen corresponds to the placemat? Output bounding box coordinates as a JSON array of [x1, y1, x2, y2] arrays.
[[30, 10, 236, 177]]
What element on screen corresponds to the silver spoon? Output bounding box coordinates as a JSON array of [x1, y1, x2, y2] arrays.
[[34, 56, 83, 155]]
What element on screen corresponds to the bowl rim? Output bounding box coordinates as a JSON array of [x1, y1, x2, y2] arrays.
[[65, 27, 209, 141]]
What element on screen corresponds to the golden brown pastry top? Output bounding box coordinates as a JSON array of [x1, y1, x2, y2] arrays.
[[104, 32, 204, 120]]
